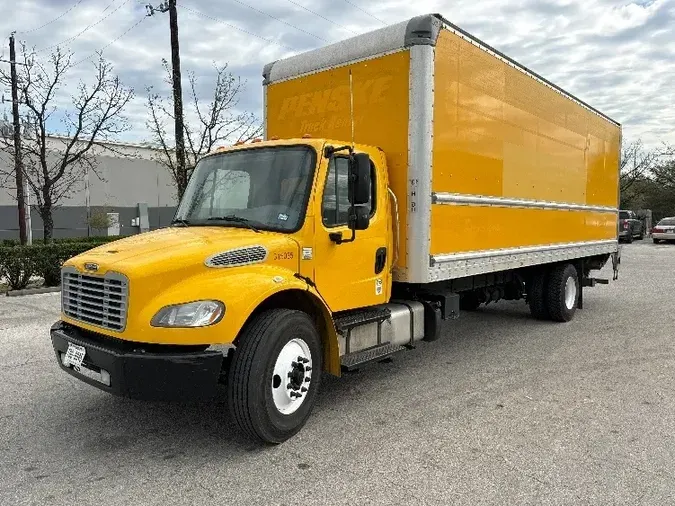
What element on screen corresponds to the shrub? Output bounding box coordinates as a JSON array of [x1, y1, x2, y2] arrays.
[[88, 211, 112, 231], [0, 247, 36, 290], [0, 240, 112, 290], [0, 236, 118, 247], [52, 236, 119, 244]]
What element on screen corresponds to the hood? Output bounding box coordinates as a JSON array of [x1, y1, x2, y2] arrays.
[[66, 226, 300, 279]]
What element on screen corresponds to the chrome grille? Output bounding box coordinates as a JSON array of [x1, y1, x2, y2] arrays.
[[205, 245, 267, 268], [61, 267, 129, 331]]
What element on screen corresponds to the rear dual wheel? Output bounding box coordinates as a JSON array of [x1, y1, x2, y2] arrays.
[[529, 263, 579, 322]]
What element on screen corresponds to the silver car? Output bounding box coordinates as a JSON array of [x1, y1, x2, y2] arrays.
[[653, 217, 675, 244]]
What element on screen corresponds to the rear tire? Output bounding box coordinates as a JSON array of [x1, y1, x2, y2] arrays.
[[227, 308, 322, 444], [546, 263, 579, 322], [654, 238, 661, 244], [626, 233, 633, 244], [528, 271, 550, 320], [638, 230, 644, 240], [460, 292, 481, 311]]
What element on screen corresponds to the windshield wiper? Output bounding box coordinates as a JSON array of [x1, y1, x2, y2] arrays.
[[171, 218, 190, 227], [207, 215, 261, 233]]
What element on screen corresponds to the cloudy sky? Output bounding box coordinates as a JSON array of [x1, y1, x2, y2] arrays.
[[2, 0, 673, 148]]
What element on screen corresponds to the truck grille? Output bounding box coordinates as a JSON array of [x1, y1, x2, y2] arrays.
[[61, 267, 129, 331]]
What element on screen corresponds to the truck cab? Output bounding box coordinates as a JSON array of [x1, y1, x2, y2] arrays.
[[51, 138, 398, 442]]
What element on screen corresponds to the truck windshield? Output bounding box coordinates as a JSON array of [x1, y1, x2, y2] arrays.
[[174, 145, 316, 232]]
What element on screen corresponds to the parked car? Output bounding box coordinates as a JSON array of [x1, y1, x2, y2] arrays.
[[619, 210, 643, 243], [652, 217, 675, 244]]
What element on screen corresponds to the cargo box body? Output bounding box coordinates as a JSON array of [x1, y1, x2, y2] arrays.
[[264, 14, 620, 284]]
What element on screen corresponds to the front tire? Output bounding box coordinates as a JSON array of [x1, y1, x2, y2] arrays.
[[227, 309, 322, 444], [546, 263, 579, 322]]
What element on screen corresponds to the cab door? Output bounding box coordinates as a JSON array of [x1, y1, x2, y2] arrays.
[[312, 149, 390, 312]]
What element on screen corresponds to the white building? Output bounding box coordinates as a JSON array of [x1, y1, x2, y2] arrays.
[[0, 131, 178, 240]]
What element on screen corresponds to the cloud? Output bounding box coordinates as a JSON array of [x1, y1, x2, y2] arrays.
[[2, 0, 673, 148]]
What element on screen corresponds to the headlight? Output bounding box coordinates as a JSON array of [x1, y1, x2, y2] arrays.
[[151, 300, 225, 328]]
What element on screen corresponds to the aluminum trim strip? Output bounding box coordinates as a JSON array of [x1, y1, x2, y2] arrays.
[[262, 85, 267, 139], [431, 240, 618, 265], [264, 20, 410, 84], [432, 192, 618, 213], [263, 48, 408, 86], [427, 240, 618, 282], [406, 44, 434, 283]]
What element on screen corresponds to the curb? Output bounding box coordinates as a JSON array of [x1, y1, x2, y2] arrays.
[[6, 286, 62, 297]]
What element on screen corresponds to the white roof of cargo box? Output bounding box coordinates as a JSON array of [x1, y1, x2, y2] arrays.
[[263, 13, 620, 127]]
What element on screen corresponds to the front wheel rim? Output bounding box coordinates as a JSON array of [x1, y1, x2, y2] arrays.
[[271, 338, 312, 415], [564, 276, 577, 310]]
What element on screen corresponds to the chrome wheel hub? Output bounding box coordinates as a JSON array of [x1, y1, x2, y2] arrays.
[[564, 276, 577, 310], [271, 338, 312, 415]]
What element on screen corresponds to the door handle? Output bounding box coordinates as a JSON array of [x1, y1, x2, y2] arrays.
[[375, 247, 387, 274]]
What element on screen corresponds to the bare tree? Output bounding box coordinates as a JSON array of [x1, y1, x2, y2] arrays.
[[146, 60, 260, 200], [620, 139, 674, 194], [0, 45, 133, 241]]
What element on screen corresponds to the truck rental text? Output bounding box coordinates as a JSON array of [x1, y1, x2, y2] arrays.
[[50, 14, 622, 443]]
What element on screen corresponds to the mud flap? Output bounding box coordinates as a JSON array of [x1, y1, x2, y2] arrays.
[[611, 248, 621, 281]]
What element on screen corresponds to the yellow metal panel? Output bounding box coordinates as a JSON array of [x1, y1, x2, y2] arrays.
[[430, 205, 616, 255], [311, 145, 391, 312], [62, 227, 307, 345], [432, 29, 620, 204], [431, 28, 620, 254], [266, 50, 410, 267]]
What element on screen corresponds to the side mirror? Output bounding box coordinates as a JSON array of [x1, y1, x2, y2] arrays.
[[348, 153, 371, 205], [349, 206, 370, 231]]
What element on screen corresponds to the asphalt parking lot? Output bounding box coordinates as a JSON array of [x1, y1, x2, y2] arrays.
[[1, 241, 674, 505]]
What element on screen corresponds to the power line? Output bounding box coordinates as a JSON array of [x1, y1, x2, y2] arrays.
[[177, 4, 296, 52], [228, 0, 329, 43], [73, 15, 147, 66], [285, 0, 359, 35], [36, 0, 132, 53], [342, 0, 387, 25], [17, 0, 86, 34]]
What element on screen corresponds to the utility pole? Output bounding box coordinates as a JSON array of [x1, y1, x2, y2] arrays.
[[9, 33, 27, 245], [147, 0, 187, 198]]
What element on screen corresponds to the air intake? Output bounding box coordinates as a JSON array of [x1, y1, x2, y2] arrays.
[[205, 245, 268, 268]]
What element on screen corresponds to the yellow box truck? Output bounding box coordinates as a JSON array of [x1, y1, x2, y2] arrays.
[[50, 14, 621, 443]]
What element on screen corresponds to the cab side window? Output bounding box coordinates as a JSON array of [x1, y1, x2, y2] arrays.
[[322, 157, 376, 227]]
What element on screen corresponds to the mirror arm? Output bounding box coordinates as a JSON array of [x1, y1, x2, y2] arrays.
[[329, 228, 356, 245], [324, 145, 353, 158]]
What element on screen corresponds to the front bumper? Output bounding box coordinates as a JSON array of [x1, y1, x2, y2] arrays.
[[50, 321, 224, 401]]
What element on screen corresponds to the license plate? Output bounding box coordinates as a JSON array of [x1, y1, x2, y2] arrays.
[[64, 343, 86, 368]]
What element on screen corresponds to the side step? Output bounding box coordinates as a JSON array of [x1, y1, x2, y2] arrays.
[[340, 343, 405, 372], [334, 307, 391, 333]]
